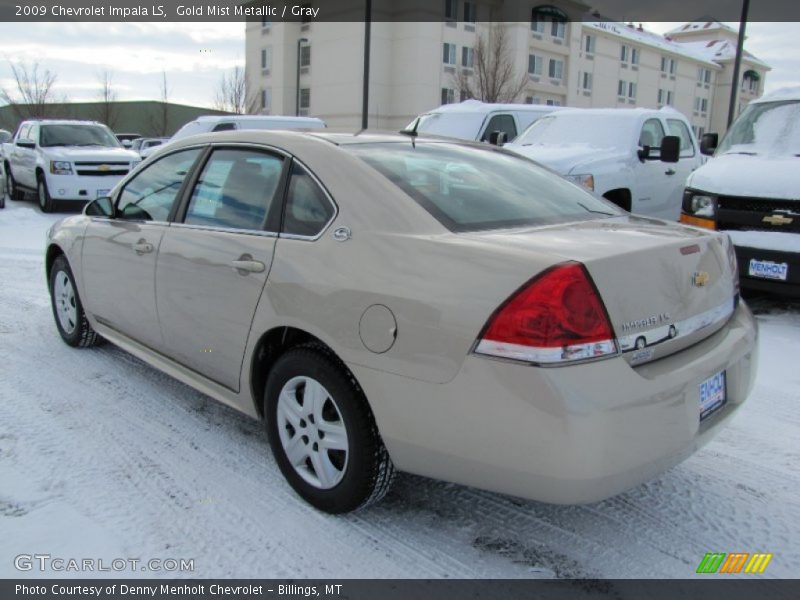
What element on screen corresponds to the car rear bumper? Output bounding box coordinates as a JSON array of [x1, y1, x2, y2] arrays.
[[351, 301, 758, 504], [734, 245, 800, 297], [44, 174, 125, 202]]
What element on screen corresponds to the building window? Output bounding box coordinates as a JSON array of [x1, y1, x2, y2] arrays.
[[658, 88, 664, 104], [463, 1, 476, 23], [619, 80, 636, 99], [631, 48, 639, 65], [583, 34, 595, 53], [660, 56, 668, 72], [670, 59, 677, 74], [551, 20, 566, 39], [462, 47, 474, 68], [628, 82, 637, 99], [441, 87, 455, 105], [531, 12, 545, 33], [662, 57, 677, 74], [261, 88, 272, 113], [261, 47, 272, 71], [261, 17, 271, 28], [443, 43, 456, 65], [620, 45, 628, 62], [618, 79, 626, 97], [667, 91, 673, 105], [460, 90, 470, 102], [445, 0, 458, 22], [525, 96, 533, 104], [701, 98, 708, 113], [528, 54, 543, 76], [581, 72, 593, 91], [300, 45, 311, 67], [299, 88, 310, 110], [548, 58, 563, 80]]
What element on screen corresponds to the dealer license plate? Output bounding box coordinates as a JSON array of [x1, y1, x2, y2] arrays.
[[699, 371, 726, 422], [748, 258, 788, 281]]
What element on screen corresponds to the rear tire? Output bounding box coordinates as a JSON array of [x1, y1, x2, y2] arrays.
[[265, 344, 395, 513], [38, 175, 54, 213], [6, 166, 23, 201], [49, 255, 100, 348]]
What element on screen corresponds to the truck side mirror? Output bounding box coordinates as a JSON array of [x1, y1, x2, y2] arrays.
[[637, 146, 650, 161], [488, 131, 507, 146], [660, 135, 680, 163], [700, 133, 718, 156]]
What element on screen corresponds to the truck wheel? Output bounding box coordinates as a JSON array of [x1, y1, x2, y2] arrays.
[[6, 167, 23, 201], [265, 344, 395, 513], [38, 175, 54, 213]]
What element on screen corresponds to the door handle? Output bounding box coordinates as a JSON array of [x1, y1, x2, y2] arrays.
[[665, 168, 676, 176], [132, 240, 154, 255], [231, 258, 265, 274]]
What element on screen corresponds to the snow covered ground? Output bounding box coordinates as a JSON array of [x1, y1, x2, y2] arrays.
[[1, 199, 798, 579]]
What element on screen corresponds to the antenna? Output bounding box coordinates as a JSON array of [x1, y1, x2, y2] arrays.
[[399, 117, 419, 148]]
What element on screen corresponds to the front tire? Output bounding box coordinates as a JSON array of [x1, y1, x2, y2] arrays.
[[49, 255, 100, 347], [38, 175, 54, 213], [265, 345, 395, 513], [6, 166, 23, 200]]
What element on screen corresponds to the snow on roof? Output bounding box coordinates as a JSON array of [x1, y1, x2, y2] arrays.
[[753, 86, 800, 104], [677, 39, 770, 69], [547, 106, 684, 119], [584, 21, 720, 67], [665, 20, 738, 37], [428, 99, 562, 114]]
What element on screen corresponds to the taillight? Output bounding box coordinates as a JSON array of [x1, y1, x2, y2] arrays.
[[474, 262, 618, 365]]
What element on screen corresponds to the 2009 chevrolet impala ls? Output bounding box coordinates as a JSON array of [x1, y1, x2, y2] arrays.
[[46, 131, 758, 513]]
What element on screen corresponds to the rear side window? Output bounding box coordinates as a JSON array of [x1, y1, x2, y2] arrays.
[[117, 148, 202, 222], [481, 114, 517, 142], [282, 163, 335, 237], [184, 148, 284, 231], [347, 142, 621, 232], [667, 119, 696, 157]]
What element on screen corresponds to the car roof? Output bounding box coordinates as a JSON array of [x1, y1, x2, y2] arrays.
[[540, 107, 685, 120], [424, 99, 561, 115], [753, 86, 800, 104], [193, 115, 325, 124], [22, 119, 105, 126]]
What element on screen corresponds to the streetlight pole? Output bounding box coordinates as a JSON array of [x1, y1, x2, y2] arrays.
[[296, 37, 308, 116], [362, 0, 372, 130], [727, 0, 750, 128]]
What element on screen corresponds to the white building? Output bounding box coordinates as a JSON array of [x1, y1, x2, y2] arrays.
[[245, 8, 769, 136]]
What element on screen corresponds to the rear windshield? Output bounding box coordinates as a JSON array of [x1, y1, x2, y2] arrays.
[[412, 113, 485, 140], [346, 142, 621, 232]]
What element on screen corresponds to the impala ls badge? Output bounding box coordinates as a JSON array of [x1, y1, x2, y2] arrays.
[[762, 214, 793, 226], [693, 271, 710, 287]]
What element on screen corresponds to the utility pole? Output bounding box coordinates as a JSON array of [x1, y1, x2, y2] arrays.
[[362, 0, 372, 130], [727, 0, 750, 128]]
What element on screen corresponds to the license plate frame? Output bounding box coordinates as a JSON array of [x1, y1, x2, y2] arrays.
[[748, 258, 788, 281], [699, 370, 726, 422]]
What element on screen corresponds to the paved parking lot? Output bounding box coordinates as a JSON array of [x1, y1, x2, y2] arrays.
[[0, 199, 798, 579]]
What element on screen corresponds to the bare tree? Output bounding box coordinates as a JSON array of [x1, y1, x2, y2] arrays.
[[214, 66, 255, 114], [452, 25, 529, 104], [149, 71, 170, 136], [96, 70, 118, 129], [0, 61, 60, 121]]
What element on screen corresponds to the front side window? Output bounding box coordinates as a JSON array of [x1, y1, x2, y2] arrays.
[[184, 149, 283, 231], [639, 118, 666, 156], [282, 162, 335, 237], [481, 114, 517, 142], [667, 119, 696, 158], [347, 143, 621, 233], [117, 148, 202, 221]]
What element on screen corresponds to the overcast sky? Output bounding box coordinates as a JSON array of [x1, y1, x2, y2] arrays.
[[0, 21, 797, 110]]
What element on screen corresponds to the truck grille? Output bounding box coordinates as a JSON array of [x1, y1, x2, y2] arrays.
[[717, 195, 800, 233], [74, 161, 130, 177]]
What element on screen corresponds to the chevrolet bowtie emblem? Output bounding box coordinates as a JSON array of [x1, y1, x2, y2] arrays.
[[692, 271, 710, 287], [98, 164, 110, 172], [762, 214, 793, 226]]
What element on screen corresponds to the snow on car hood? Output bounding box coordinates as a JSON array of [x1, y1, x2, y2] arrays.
[[688, 153, 800, 200], [505, 143, 629, 175], [42, 146, 139, 162]]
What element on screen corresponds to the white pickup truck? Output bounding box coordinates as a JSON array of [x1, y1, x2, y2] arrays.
[[4, 119, 140, 212], [505, 107, 703, 221]]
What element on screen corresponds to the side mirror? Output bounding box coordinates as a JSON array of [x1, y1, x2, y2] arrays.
[[121, 139, 133, 148], [84, 196, 114, 218], [488, 131, 507, 146], [700, 133, 718, 156], [660, 135, 680, 163], [16, 140, 35, 149], [637, 145, 650, 161]]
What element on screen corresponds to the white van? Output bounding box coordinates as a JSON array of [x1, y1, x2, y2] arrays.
[[408, 100, 560, 143], [142, 115, 327, 158], [680, 87, 800, 296]]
